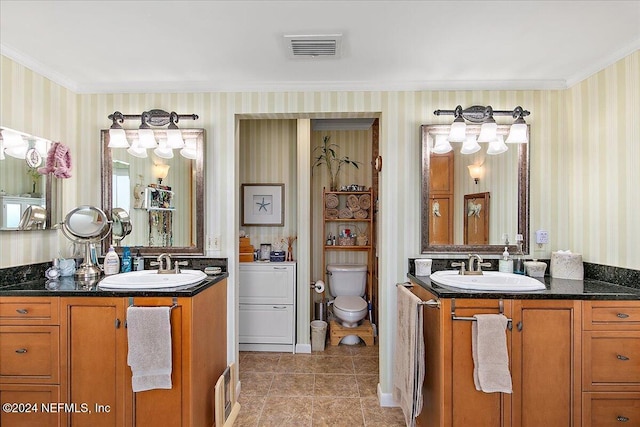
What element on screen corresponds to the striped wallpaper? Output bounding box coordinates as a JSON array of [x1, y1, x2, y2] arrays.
[[1, 50, 638, 398]]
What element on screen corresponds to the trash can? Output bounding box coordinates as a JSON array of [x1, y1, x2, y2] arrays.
[[310, 320, 328, 352], [314, 298, 328, 321]]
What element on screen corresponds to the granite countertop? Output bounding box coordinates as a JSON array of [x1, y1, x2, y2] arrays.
[[0, 273, 228, 297], [408, 273, 640, 300]]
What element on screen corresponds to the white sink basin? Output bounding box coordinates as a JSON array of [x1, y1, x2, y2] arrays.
[[429, 270, 546, 292], [99, 269, 207, 289]]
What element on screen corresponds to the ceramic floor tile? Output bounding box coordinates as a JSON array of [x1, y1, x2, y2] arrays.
[[239, 372, 274, 396], [314, 374, 359, 397], [350, 343, 379, 358], [321, 343, 354, 356], [313, 355, 355, 374], [241, 353, 282, 373], [353, 356, 379, 375], [235, 395, 266, 427], [276, 353, 315, 373], [269, 373, 315, 396], [360, 397, 406, 426], [355, 375, 378, 397], [312, 397, 365, 426], [258, 396, 313, 427]]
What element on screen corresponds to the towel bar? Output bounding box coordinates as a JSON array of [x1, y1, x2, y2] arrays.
[[396, 283, 440, 308], [128, 296, 178, 309], [452, 315, 513, 331]]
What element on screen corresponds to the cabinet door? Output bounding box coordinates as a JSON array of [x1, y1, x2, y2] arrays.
[[512, 300, 581, 427], [239, 264, 294, 304], [0, 384, 60, 427], [239, 304, 294, 344], [61, 298, 130, 427]]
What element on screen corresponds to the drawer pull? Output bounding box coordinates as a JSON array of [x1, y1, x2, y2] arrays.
[[16, 308, 28, 314], [273, 306, 287, 309], [115, 318, 121, 329], [617, 354, 630, 361], [15, 348, 28, 354], [617, 415, 630, 422], [617, 313, 630, 319]]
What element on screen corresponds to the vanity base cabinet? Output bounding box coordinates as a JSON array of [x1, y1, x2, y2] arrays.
[[0, 297, 61, 427], [411, 285, 580, 427], [239, 263, 296, 352]]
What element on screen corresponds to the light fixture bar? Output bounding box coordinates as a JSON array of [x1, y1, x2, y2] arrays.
[[434, 105, 530, 123], [107, 109, 199, 127]]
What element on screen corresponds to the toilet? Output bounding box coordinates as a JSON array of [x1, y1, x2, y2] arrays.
[[327, 264, 368, 345]]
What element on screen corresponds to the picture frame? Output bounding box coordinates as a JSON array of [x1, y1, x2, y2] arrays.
[[241, 183, 285, 226], [463, 192, 490, 245]]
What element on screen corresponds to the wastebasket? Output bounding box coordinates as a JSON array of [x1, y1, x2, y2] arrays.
[[310, 320, 328, 352], [314, 298, 328, 321]]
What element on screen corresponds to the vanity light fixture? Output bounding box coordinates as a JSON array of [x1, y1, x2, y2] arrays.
[[433, 105, 530, 154], [153, 163, 170, 185], [467, 164, 483, 184], [106, 109, 198, 158]]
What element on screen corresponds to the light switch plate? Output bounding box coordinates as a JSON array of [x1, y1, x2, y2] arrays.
[[535, 229, 549, 244]]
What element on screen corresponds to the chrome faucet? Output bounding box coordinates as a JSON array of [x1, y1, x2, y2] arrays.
[[467, 254, 492, 275], [150, 253, 189, 274], [451, 261, 466, 275]]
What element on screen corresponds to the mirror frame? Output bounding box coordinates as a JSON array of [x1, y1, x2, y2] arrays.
[[101, 128, 205, 255], [420, 124, 530, 255]]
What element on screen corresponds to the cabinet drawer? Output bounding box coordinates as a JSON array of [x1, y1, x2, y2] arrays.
[[583, 392, 640, 426], [584, 301, 640, 331], [0, 297, 59, 325], [239, 264, 295, 304], [0, 326, 59, 384], [239, 304, 294, 344], [0, 384, 61, 427], [583, 331, 640, 391]]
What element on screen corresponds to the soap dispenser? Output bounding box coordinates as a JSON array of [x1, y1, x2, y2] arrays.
[[513, 234, 525, 275], [103, 246, 120, 276], [499, 247, 514, 273]]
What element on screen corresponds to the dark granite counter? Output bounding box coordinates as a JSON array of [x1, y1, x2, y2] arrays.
[[408, 273, 640, 300], [0, 273, 228, 298]]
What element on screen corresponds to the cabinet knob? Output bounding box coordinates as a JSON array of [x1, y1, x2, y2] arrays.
[[517, 321, 523, 332], [617, 415, 630, 422], [16, 308, 28, 314], [115, 319, 121, 329], [15, 348, 28, 354], [617, 354, 630, 361], [617, 313, 630, 319]]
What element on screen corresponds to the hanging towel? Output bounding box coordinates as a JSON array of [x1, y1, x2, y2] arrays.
[[472, 314, 512, 393], [127, 306, 173, 392], [393, 285, 425, 427]]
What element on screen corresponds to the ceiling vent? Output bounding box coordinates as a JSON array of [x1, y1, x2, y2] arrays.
[[284, 34, 342, 59]]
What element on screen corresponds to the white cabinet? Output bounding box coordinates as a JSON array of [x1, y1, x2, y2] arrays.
[[0, 196, 44, 230], [239, 262, 296, 352]]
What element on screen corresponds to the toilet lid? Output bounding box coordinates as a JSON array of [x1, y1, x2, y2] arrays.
[[334, 296, 367, 311]]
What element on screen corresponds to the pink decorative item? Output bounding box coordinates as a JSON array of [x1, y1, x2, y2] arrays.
[[38, 142, 72, 179]]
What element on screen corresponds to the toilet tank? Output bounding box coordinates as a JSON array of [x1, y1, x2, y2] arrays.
[[327, 264, 367, 297]]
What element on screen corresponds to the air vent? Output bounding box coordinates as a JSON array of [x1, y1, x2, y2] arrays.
[[284, 34, 342, 59]]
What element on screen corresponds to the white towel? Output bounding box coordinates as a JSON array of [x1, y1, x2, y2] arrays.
[[393, 285, 425, 427], [472, 314, 512, 393], [127, 306, 173, 392]]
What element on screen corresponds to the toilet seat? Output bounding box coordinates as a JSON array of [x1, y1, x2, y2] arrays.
[[334, 296, 367, 312]]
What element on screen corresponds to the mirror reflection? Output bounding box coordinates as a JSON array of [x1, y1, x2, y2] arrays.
[[101, 129, 204, 255], [421, 124, 529, 254], [0, 126, 56, 231]]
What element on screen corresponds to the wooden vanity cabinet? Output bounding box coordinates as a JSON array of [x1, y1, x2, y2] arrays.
[[0, 297, 61, 427], [582, 301, 640, 426], [411, 284, 581, 427]]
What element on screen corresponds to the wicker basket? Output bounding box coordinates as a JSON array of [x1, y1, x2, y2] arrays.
[[337, 236, 356, 246]]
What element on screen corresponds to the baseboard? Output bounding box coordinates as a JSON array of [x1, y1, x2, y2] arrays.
[[377, 383, 399, 407], [295, 343, 311, 354]]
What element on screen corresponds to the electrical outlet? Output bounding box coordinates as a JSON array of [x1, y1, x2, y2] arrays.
[[535, 229, 549, 245], [212, 235, 221, 251]]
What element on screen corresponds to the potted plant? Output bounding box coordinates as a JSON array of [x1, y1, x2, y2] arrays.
[[312, 136, 361, 191], [26, 166, 41, 196]]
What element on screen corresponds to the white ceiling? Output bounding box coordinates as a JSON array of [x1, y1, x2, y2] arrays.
[[1, 1, 639, 94]]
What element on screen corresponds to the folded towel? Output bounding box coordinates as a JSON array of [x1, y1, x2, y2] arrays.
[[472, 314, 512, 394], [393, 285, 425, 427], [127, 306, 173, 392]]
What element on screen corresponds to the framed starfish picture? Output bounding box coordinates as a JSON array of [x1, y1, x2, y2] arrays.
[[241, 183, 285, 226]]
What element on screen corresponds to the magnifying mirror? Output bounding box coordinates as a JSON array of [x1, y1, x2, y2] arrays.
[[18, 205, 47, 230], [111, 208, 132, 244], [61, 206, 111, 280]]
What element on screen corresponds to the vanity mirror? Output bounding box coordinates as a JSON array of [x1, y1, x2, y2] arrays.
[[0, 126, 59, 231], [101, 128, 204, 255], [421, 124, 529, 254]]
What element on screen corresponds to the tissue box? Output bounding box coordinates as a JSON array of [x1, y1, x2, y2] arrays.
[[270, 251, 286, 262], [415, 259, 432, 276], [551, 252, 583, 280]]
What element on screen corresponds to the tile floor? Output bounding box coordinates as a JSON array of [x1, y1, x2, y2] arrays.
[[236, 343, 406, 426]]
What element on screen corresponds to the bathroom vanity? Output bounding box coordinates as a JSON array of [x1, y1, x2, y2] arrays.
[[0, 274, 227, 427], [408, 273, 640, 427]]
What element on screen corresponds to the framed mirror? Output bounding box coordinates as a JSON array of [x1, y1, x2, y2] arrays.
[[421, 124, 529, 254], [101, 128, 204, 255], [0, 126, 58, 231]]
